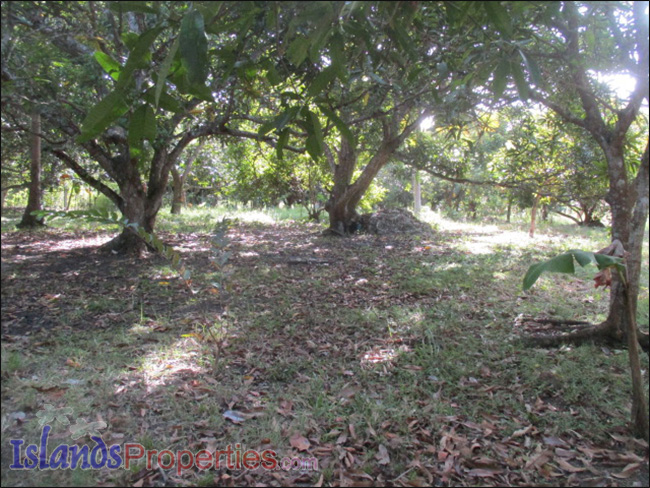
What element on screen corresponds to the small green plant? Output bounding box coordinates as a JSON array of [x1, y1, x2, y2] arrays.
[[208, 217, 236, 295], [522, 248, 624, 292], [523, 241, 648, 441]]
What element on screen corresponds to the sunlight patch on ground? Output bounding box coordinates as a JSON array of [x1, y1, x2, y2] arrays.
[[361, 347, 397, 365], [36, 235, 113, 252], [130, 337, 204, 394], [222, 210, 277, 224], [419, 208, 606, 254], [461, 230, 534, 254]]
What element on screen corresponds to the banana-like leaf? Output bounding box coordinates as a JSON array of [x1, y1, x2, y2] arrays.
[[523, 249, 625, 291]]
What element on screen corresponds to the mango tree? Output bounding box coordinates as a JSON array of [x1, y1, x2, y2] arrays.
[[489, 1, 649, 349], [238, 1, 517, 234], [1, 2, 280, 253]]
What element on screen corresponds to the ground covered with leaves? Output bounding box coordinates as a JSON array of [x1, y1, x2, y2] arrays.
[[1, 212, 648, 487]]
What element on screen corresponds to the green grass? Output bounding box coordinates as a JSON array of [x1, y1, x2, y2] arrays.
[[1, 205, 648, 486]]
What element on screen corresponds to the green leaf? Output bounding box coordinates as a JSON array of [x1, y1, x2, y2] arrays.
[[93, 51, 121, 80], [518, 49, 544, 88], [308, 110, 323, 143], [155, 37, 179, 109], [108, 1, 158, 14], [187, 82, 214, 101], [143, 88, 182, 113], [128, 104, 157, 150], [274, 106, 299, 131], [390, 24, 416, 59], [276, 129, 289, 160], [329, 32, 348, 82], [522, 250, 626, 291], [121, 33, 139, 50], [318, 105, 355, 147], [523, 252, 575, 291], [117, 27, 164, 91], [484, 2, 513, 38], [307, 66, 338, 98], [308, 18, 334, 63], [286, 36, 310, 66], [179, 10, 209, 87], [301, 108, 324, 160], [77, 90, 129, 142], [510, 62, 529, 100], [594, 253, 624, 272], [492, 59, 510, 101], [306, 134, 322, 160], [263, 59, 282, 86], [195, 1, 223, 22], [568, 249, 596, 268], [407, 66, 425, 84], [257, 120, 276, 137]]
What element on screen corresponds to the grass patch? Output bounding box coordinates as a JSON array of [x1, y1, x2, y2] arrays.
[[2, 206, 648, 486]]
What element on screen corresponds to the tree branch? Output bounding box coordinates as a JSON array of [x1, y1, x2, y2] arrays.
[[51, 149, 123, 211]]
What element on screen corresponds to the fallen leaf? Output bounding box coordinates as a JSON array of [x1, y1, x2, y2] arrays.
[[223, 410, 246, 424], [314, 473, 324, 487], [376, 444, 390, 465], [65, 358, 81, 368], [512, 425, 534, 438], [525, 450, 552, 471], [610, 462, 642, 479], [466, 468, 502, 477], [556, 458, 585, 473], [543, 436, 568, 447], [289, 433, 310, 451]]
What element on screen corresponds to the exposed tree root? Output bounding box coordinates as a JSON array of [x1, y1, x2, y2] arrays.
[[522, 319, 649, 353], [322, 227, 346, 237], [532, 318, 592, 328], [16, 218, 46, 229], [99, 230, 149, 257]]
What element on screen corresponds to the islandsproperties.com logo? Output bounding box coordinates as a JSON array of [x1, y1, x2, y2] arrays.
[[9, 404, 318, 475]]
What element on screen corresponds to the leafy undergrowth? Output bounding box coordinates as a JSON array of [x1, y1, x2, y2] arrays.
[[1, 217, 648, 487]]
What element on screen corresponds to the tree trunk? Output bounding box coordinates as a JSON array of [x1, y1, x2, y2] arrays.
[[104, 179, 150, 255], [1, 188, 7, 214], [169, 141, 203, 215], [17, 111, 44, 228], [170, 168, 185, 215], [324, 109, 427, 235], [63, 184, 69, 211], [622, 273, 649, 441], [506, 197, 513, 223], [326, 138, 396, 234], [529, 193, 540, 237], [412, 170, 421, 216], [541, 204, 549, 221], [103, 170, 166, 256], [601, 142, 648, 347]]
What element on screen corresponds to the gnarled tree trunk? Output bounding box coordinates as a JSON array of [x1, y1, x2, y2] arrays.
[[325, 112, 427, 235], [105, 178, 159, 255]]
